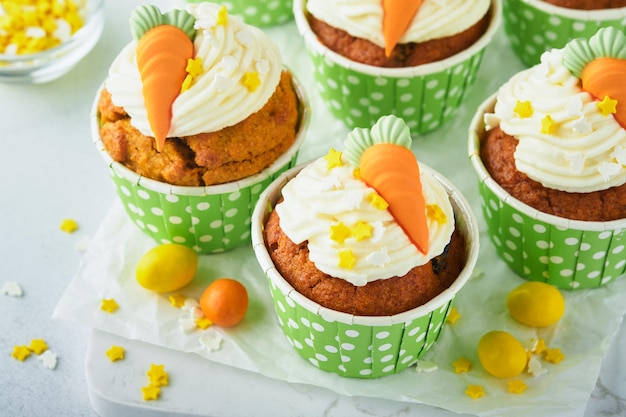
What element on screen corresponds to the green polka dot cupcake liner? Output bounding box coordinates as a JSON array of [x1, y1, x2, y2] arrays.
[[180, 0, 293, 27], [469, 94, 626, 290], [251, 164, 480, 379], [503, 0, 626, 67], [91, 82, 310, 254], [292, 0, 501, 133]]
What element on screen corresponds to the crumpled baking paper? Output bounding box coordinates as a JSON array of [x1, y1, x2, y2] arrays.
[[54, 22, 626, 417]]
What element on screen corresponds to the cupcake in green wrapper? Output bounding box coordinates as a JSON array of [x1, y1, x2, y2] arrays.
[[176, 0, 293, 27], [469, 27, 626, 290], [94, 3, 309, 253], [293, 0, 501, 133], [503, 0, 626, 67], [252, 115, 479, 378]]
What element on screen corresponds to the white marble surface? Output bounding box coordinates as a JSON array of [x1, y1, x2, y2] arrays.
[[1, 1, 625, 416]]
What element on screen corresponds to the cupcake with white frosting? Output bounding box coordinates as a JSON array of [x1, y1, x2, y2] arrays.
[[252, 115, 479, 378], [94, 2, 309, 253], [293, 0, 501, 132], [469, 27, 626, 289]]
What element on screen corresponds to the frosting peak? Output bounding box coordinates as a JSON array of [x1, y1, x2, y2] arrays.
[[105, 2, 282, 140], [275, 116, 455, 286]]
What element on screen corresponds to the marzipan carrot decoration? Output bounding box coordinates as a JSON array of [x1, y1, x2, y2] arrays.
[[136, 25, 194, 151], [382, 0, 423, 57], [360, 143, 429, 254], [581, 57, 626, 128], [130, 5, 197, 151]]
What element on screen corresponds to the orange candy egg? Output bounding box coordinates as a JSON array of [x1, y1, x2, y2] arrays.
[[199, 278, 249, 327]]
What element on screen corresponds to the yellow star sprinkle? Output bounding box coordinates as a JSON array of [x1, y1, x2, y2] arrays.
[[533, 339, 547, 355], [195, 317, 213, 330], [147, 364, 169, 387], [12, 345, 31, 361], [514, 100, 533, 118], [541, 114, 556, 134], [426, 204, 447, 224], [216, 5, 228, 25], [465, 384, 485, 399], [369, 193, 389, 210], [446, 306, 461, 324], [544, 348, 565, 364], [106, 346, 125, 362], [142, 384, 161, 401], [60, 219, 78, 233], [100, 298, 119, 313], [169, 294, 187, 309], [185, 57, 203, 77], [325, 148, 343, 170], [330, 222, 351, 244], [338, 250, 356, 270], [180, 74, 193, 93], [29, 339, 48, 355], [597, 95, 618, 116], [452, 357, 472, 373], [353, 168, 362, 180], [242, 71, 261, 92], [508, 379, 528, 394], [352, 221, 373, 241]]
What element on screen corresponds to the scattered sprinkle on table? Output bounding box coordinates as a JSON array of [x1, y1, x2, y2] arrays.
[[508, 379, 528, 394], [2, 281, 23, 297], [465, 384, 485, 399], [29, 339, 48, 355], [544, 348, 565, 364], [105, 346, 125, 362], [141, 384, 161, 401], [147, 364, 168, 387], [11, 345, 31, 361], [195, 317, 213, 330], [100, 298, 119, 313], [169, 293, 187, 308], [199, 331, 223, 352], [452, 357, 472, 374], [59, 218, 79, 233], [38, 350, 58, 370]]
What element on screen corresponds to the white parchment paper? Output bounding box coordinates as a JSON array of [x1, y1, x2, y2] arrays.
[[54, 22, 626, 417]]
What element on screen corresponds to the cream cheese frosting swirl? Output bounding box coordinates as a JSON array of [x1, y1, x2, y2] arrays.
[[485, 49, 626, 193], [306, 0, 490, 47], [105, 2, 282, 138], [275, 153, 455, 287]]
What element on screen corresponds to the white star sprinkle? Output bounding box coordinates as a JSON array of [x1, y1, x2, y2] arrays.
[[37, 351, 58, 370], [566, 96, 584, 117], [571, 116, 592, 134], [598, 162, 622, 181], [366, 247, 390, 267], [2, 281, 23, 297], [611, 146, 626, 166], [564, 152, 584, 174], [199, 331, 223, 352]]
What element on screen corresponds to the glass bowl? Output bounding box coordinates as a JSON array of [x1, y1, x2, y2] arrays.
[[0, 0, 104, 84]]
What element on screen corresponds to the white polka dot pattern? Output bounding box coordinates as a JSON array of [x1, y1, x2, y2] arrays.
[[222, 0, 293, 27], [304, 39, 487, 132], [107, 157, 297, 254], [478, 180, 626, 289], [503, 0, 626, 67], [266, 276, 456, 378]]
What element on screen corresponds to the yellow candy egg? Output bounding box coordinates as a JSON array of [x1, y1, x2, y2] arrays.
[[477, 331, 527, 379], [135, 244, 198, 293], [507, 281, 565, 327]]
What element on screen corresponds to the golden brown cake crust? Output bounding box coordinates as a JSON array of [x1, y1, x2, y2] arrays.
[[264, 208, 467, 316], [541, 0, 626, 9], [481, 126, 626, 221], [307, 10, 490, 68], [98, 71, 300, 186]]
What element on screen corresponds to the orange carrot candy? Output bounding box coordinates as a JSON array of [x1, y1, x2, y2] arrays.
[[130, 5, 198, 151], [382, 0, 424, 57], [343, 115, 429, 254], [562, 27, 626, 129]]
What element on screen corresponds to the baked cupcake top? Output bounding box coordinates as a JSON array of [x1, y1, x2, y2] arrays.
[[105, 3, 282, 149], [275, 115, 455, 286], [484, 27, 626, 194], [307, 0, 490, 55]]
